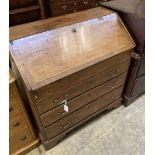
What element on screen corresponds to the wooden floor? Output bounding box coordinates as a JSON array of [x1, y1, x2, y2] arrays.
[[26, 95, 145, 155]]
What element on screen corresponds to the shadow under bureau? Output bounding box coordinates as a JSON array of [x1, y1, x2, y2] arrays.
[[9, 7, 135, 150]]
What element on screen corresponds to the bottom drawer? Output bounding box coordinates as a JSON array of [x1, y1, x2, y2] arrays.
[[44, 86, 123, 139], [9, 127, 34, 154]]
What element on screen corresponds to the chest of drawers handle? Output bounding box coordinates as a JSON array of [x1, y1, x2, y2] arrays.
[[109, 66, 120, 77], [107, 81, 117, 89], [74, 9, 77, 13], [57, 111, 67, 116], [61, 5, 67, 10], [54, 95, 69, 105], [74, 2, 77, 5], [14, 122, 20, 127], [59, 121, 71, 129], [21, 136, 27, 141], [83, 0, 88, 5], [108, 96, 118, 104]]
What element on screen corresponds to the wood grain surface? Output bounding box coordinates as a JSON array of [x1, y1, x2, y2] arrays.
[[10, 9, 135, 91]]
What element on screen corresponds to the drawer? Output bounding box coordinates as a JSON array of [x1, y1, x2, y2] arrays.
[[41, 73, 127, 127], [10, 113, 28, 136], [44, 86, 123, 139], [10, 0, 38, 10], [36, 59, 130, 114], [10, 9, 40, 26], [9, 86, 22, 118], [9, 127, 34, 153]]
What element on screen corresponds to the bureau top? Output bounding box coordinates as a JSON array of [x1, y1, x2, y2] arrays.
[[10, 8, 135, 91]]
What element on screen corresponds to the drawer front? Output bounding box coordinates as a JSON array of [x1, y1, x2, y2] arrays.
[[37, 60, 130, 114], [44, 86, 123, 139], [10, 0, 38, 10], [9, 84, 22, 118], [10, 113, 28, 136], [10, 9, 40, 26], [41, 73, 127, 127], [36, 51, 131, 102], [9, 127, 34, 153]]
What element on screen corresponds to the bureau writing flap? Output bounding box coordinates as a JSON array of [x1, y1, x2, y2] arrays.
[[10, 11, 135, 91]]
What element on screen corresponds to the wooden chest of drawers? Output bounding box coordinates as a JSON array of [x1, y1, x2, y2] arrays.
[[49, 0, 98, 16], [9, 8, 135, 150], [9, 70, 39, 154]]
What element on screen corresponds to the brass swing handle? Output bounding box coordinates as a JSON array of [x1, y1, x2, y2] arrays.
[[14, 122, 20, 127], [108, 96, 117, 104], [107, 81, 117, 89], [57, 111, 67, 116], [54, 95, 69, 105], [109, 66, 120, 77], [59, 121, 71, 129], [83, 0, 88, 5], [61, 5, 67, 10]]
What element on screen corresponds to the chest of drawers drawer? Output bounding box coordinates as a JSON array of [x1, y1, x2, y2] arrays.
[[9, 82, 22, 118], [36, 59, 130, 114], [10, 113, 28, 136], [9, 127, 34, 154]]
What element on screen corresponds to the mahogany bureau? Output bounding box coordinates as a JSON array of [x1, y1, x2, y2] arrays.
[[9, 8, 135, 150], [9, 70, 39, 154]]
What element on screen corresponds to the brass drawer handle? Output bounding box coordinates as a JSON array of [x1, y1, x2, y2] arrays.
[[83, 0, 88, 5], [59, 121, 70, 129], [74, 9, 77, 13], [61, 5, 67, 10], [21, 136, 27, 141], [9, 107, 13, 112], [54, 95, 69, 105], [108, 96, 117, 103], [107, 81, 117, 89], [14, 122, 20, 127], [109, 67, 120, 77], [57, 111, 67, 116]]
